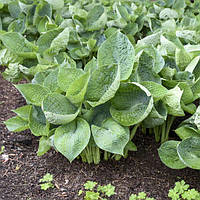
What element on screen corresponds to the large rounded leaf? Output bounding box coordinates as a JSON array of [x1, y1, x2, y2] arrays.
[[91, 118, 129, 155], [110, 82, 153, 126], [85, 64, 120, 107], [158, 141, 186, 169], [42, 93, 80, 125], [177, 137, 200, 169], [54, 118, 90, 162], [97, 31, 135, 81]]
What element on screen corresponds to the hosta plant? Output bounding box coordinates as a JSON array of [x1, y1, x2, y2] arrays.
[[2, 0, 200, 166]]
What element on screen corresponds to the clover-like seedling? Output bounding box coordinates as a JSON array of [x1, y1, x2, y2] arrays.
[[39, 173, 54, 191]]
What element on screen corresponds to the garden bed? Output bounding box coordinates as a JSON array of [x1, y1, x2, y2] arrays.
[[1, 73, 200, 200]]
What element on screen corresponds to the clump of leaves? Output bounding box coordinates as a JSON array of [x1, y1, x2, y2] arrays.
[[129, 192, 155, 200], [168, 180, 200, 200], [78, 181, 115, 200], [39, 173, 54, 191]]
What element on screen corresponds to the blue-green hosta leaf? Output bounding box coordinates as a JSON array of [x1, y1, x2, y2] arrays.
[[97, 31, 135, 81], [177, 137, 200, 169], [0, 32, 37, 58], [58, 67, 84, 92], [45, 0, 64, 10], [85, 64, 120, 107], [159, 8, 178, 20], [42, 93, 80, 125], [110, 82, 153, 126], [29, 106, 50, 137], [92, 118, 129, 155], [4, 116, 28, 132], [137, 51, 161, 83], [66, 72, 90, 104], [162, 86, 184, 116], [37, 136, 51, 156], [86, 5, 107, 31], [43, 68, 59, 92], [48, 27, 70, 54], [158, 141, 186, 169], [37, 28, 63, 54], [141, 81, 168, 102], [143, 101, 167, 128], [175, 48, 191, 71], [15, 84, 50, 106], [12, 105, 32, 121], [54, 118, 90, 162]]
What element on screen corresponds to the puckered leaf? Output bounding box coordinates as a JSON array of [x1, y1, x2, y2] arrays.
[[110, 82, 153, 126], [92, 118, 129, 155], [177, 137, 200, 169], [158, 140, 186, 169], [85, 64, 120, 107], [15, 84, 50, 106], [58, 67, 84, 92], [54, 118, 90, 162], [97, 31, 135, 81], [42, 93, 80, 125]]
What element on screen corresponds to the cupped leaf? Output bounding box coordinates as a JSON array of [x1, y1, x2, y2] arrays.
[[177, 137, 200, 169], [15, 84, 50, 106], [85, 64, 120, 107], [92, 118, 129, 155], [54, 118, 90, 162], [110, 82, 153, 126], [97, 31, 135, 80], [66, 72, 90, 104], [42, 93, 80, 125], [4, 116, 28, 132], [158, 140, 186, 169], [162, 86, 184, 116], [29, 106, 50, 136]]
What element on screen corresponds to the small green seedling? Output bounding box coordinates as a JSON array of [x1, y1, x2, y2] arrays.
[[39, 173, 54, 191], [0, 146, 5, 154], [78, 181, 115, 200], [129, 192, 155, 200], [168, 180, 200, 200]]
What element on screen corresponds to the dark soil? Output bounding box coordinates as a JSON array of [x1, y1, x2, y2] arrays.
[[0, 73, 200, 200]]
